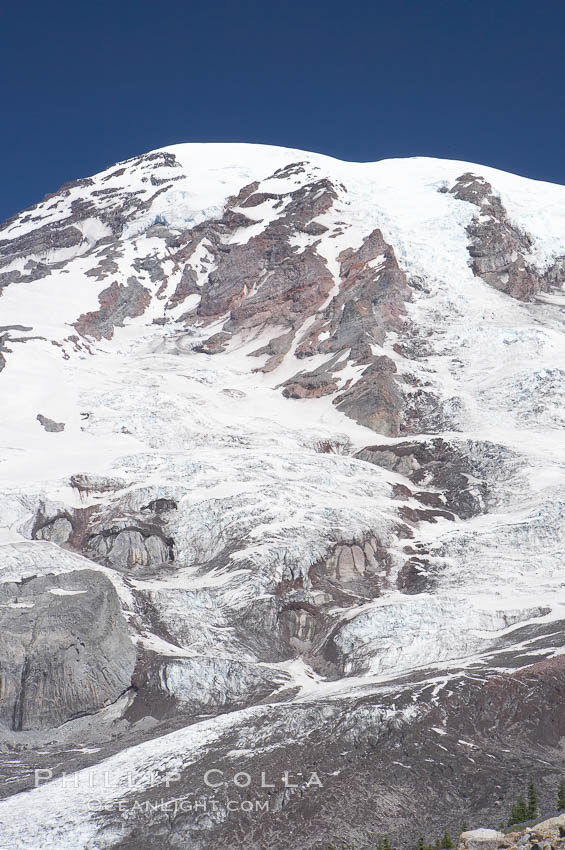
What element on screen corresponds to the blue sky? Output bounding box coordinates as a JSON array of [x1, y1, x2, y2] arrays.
[[1, 0, 564, 221]]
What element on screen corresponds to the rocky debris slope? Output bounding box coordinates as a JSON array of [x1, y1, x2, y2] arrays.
[[0, 143, 563, 849], [458, 814, 565, 850]]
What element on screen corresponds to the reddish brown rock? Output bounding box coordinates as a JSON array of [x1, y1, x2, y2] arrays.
[[197, 178, 338, 326], [449, 173, 546, 301], [74, 277, 151, 340], [334, 356, 403, 436]]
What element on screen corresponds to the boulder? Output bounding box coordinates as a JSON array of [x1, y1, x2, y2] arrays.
[[36, 414, 65, 432], [528, 813, 565, 841], [457, 829, 506, 850]]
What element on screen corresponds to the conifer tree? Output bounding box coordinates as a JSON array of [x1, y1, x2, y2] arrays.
[[508, 794, 528, 827], [460, 822, 469, 833], [527, 776, 538, 820], [441, 831, 454, 849], [516, 794, 528, 823], [417, 836, 425, 850], [558, 779, 565, 811], [382, 835, 392, 850], [507, 802, 517, 828]]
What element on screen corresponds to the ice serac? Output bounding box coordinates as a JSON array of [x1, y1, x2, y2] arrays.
[[0, 144, 564, 850]]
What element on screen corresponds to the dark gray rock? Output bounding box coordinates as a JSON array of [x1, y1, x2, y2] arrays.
[[0, 149, 186, 300], [84, 256, 120, 281], [542, 256, 565, 289], [166, 264, 199, 309], [36, 414, 65, 432], [0, 570, 135, 730], [33, 516, 73, 544], [0, 327, 42, 372], [86, 522, 175, 572], [70, 473, 126, 494], [0, 221, 83, 271], [449, 173, 544, 301], [133, 254, 165, 282], [357, 438, 493, 519], [335, 356, 403, 436]]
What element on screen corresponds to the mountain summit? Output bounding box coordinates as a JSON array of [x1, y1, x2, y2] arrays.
[[0, 144, 564, 849]]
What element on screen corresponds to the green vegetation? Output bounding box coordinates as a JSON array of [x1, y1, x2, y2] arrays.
[[507, 776, 539, 827], [508, 794, 528, 827], [441, 831, 454, 849], [527, 776, 538, 820], [557, 780, 565, 811], [328, 782, 565, 850]]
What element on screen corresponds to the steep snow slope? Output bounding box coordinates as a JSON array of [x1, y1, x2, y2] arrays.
[[0, 143, 564, 850]]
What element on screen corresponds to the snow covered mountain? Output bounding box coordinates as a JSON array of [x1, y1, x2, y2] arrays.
[[0, 143, 564, 850]]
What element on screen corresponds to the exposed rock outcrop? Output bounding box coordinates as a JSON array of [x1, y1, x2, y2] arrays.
[[0, 325, 41, 372], [0, 221, 83, 271], [74, 277, 151, 340], [36, 413, 65, 432], [282, 228, 412, 434], [0, 569, 135, 730], [0, 151, 185, 293], [33, 515, 73, 544], [449, 173, 547, 301], [70, 473, 126, 495], [335, 355, 404, 435], [197, 177, 337, 327], [86, 521, 175, 572], [357, 438, 495, 519]]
